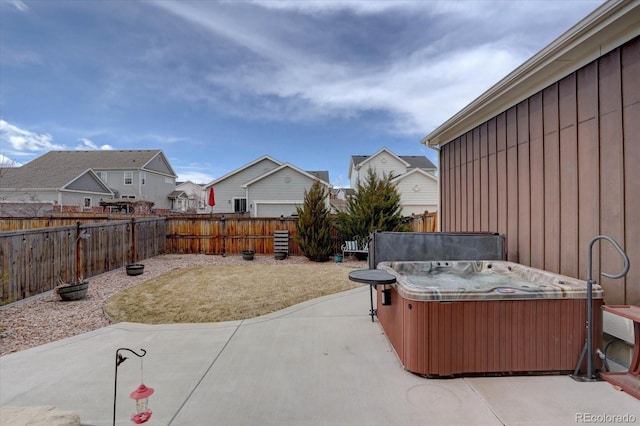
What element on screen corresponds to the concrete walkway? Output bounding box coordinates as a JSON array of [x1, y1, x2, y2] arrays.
[[1, 286, 639, 425]]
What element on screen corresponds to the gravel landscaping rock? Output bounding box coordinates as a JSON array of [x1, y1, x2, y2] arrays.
[[0, 254, 365, 356]]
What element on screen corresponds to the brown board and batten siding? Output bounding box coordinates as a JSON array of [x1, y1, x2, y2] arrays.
[[622, 35, 640, 306], [435, 35, 640, 305]]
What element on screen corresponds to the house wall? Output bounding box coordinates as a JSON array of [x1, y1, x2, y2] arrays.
[[351, 154, 407, 187], [0, 190, 57, 205], [59, 192, 100, 210], [395, 172, 438, 216], [0, 189, 107, 211], [144, 173, 175, 210], [248, 167, 327, 218], [175, 182, 205, 212], [145, 155, 174, 175], [96, 170, 174, 210], [211, 158, 280, 214], [66, 173, 107, 193], [438, 36, 639, 305]]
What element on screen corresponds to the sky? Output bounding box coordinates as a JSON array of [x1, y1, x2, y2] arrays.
[[0, 0, 605, 187]]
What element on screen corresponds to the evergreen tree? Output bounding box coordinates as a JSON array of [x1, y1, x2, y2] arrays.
[[335, 168, 408, 241], [295, 181, 333, 262]]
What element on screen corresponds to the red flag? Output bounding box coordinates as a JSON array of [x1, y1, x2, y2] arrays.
[[207, 187, 215, 207]]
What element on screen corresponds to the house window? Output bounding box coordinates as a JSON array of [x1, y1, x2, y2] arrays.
[[234, 198, 247, 213], [140, 171, 146, 185], [84, 197, 91, 208], [124, 171, 133, 185], [95, 171, 107, 182]]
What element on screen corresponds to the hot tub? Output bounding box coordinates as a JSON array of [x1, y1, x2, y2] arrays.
[[376, 260, 604, 377]]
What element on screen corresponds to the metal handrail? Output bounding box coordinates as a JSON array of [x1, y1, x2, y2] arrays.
[[573, 235, 630, 381]]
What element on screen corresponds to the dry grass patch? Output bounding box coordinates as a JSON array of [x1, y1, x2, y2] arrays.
[[104, 263, 361, 324]]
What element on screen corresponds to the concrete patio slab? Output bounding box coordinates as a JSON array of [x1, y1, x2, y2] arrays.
[[2, 286, 639, 426]]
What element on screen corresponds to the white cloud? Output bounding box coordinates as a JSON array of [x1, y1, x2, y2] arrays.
[[174, 169, 214, 185], [0, 121, 116, 165], [1, 0, 603, 174], [4, 0, 28, 12], [75, 138, 114, 151], [150, 1, 302, 66], [0, 119, 65, 152], [0, 154, 21, 167], [149, 0, 594, 136], [203, 41, 522, 134], [247, 0, 497, 16]]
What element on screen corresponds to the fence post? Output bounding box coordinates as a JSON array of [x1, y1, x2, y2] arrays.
[[75, 222, 81, 283], [130, 218, 136, 264]]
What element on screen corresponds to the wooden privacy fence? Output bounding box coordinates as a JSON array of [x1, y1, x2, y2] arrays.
[[166, 216, 303, 255], [407, 212, 438, 233], [1, 212, 437, 304], [0, 213, 154, 231], [165, 212, 437, 255], [0, 218, 165, 305]]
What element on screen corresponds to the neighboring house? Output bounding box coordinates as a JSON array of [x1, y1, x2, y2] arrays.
[[391, 168, 438, 216], [330, 187, 354, 213], [172, 181, 206, 213], [0, 150, 178, 212], [205, 156, 331, 218], [421, 1, 639, 305], [349, 147, 438, 216], [167, 189, 189, 213]]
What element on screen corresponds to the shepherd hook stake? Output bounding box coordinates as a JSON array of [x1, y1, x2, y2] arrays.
[[572, 235, 629, 382], [113, 348, 147, 426]]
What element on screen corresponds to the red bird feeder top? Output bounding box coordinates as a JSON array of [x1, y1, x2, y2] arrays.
[[130, 384, 154, 400]]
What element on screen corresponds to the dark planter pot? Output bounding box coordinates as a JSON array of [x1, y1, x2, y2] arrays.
[[126, 264, 145, 276], [242, 250, 255, 261], [334, 254, 343, 263], [57, 281, 89, 301], [274, 252, 287, 260]]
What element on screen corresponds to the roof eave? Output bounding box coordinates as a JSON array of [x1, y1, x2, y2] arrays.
[[207, 155, 283, 187], [421, 0, 640, 148]]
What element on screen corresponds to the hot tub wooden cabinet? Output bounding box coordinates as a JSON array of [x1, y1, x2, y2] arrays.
[[376, 261, 603, 378]]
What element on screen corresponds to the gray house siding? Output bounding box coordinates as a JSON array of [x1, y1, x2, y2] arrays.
[[393, 170, 439, 216], [67, 172, 106, 192], [144, 155, 174, 175], [351, 154, 406, 187], [210, 158, 281, 214], [95, 169, 175, 209], [349, 149, 439, 216], [0, 189, 57, 204], [247, 167, 329, 218], [59, 191, 95, 209], [140, 172, 175, 210]]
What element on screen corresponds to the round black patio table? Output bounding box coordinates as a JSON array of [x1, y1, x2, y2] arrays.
[[348, 269, 396, 322]]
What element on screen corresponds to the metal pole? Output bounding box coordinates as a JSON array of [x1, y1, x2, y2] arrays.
[[572, 235, 629, 381], [114, 348, 147, 426]]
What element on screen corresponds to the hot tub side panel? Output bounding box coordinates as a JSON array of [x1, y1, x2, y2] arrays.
[[377, 286, 603, 377], [376, 286, 404, 362]]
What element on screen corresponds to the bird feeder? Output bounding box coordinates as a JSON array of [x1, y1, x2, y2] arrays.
[[114, 348, 154, 426], [130, 383, 154, 424]]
